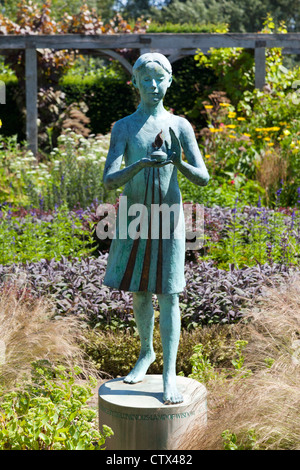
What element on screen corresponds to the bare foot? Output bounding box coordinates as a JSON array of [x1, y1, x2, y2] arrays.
[[163, 374, 184, 405], [124, 351, 156, 384]]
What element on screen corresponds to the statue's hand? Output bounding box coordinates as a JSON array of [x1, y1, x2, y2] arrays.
[[166, 127, 182, 168], [139, 157, 171, 168]]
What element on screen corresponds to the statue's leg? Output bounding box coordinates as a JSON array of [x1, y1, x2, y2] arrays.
[[124, 291, 156, 384], [157, 293, 183, 404]]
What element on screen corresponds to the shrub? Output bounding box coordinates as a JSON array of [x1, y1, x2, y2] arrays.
[[0, 131, 115, 210], [0, 203, 95, 264], [194, 16, 300, 207], [0, 75, 24, 140], [60, 70, 137, 136], [146, 21, 227, 33], [0, 362, 113, 450], [83, 319, 246, 378], [201, 204, 300, 269], [0, 254, 292, 329], [0, 1, 148, 149]]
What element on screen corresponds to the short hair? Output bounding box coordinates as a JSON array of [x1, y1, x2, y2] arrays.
[[132, 53, 172, 79]]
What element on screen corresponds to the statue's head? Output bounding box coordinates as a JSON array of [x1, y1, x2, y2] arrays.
[[132, 53, 172, 105]]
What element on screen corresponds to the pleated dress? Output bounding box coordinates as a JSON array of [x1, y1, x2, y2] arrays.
[[103, 116, 186, 295]]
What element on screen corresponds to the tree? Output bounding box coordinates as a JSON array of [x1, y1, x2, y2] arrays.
[[150, 0, 300, 32], [121, 0, 151, 20]]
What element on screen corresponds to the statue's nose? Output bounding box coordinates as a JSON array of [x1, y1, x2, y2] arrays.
[[150, 79, 158, 90]]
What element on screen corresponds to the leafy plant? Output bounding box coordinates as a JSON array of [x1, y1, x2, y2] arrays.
[[0, 361, 113, 450], [0, 203, 95, 264], [194, 16, 300, 207], [0, 1, 149, 149], [221, 429, 259, 450], [187, 343, 219, 383], [0, 131, 114, 210]]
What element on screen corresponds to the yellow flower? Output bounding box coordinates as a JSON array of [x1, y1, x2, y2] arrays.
[[209, 127, 223, 133], [229, 134, 236, 139], [225, 124, 236, 129], [267, 142, 274, 146], [237, 117, 246, 121], [204, 105, 214, 109], [0, 119, 2, 127], [220, 103, 230, 107], [228, 112, 236, 118], [205, 154, 211, 158], [283, 129, 290, 136], [243, 133, 251, 137], [255, 127, 278, 132], [264, 137, 271, 141]]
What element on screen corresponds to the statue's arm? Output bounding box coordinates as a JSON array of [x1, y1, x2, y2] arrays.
[[103, 120, 167, 191], [103, 121, 140, 191], [173, 119, 210, 187]]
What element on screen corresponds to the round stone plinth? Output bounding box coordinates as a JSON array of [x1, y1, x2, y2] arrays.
[[98, 375, 207, 450]]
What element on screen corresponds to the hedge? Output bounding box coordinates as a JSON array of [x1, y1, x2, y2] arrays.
[[0, 74, 25, 140], [0, 58, 217, 140]]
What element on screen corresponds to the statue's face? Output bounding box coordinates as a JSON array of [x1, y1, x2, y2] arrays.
[[134, 62, 172, 105]]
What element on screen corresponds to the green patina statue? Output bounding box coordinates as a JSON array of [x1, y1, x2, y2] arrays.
[[103, 53, 209, 404]]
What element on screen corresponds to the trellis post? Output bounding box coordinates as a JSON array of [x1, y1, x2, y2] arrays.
[[255, 41, 266, 90], [25, 47, 38, 156]]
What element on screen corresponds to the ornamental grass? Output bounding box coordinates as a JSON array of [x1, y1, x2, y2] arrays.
[[178, 274, 300, 450]]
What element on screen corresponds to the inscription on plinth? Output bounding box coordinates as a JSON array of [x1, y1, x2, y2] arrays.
[[99, 375, 207, 450]]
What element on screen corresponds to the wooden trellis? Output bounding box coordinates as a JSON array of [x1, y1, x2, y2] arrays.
[[1, 32, 300, 155]]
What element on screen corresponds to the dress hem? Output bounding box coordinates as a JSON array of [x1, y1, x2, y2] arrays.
[[103, 281, 185, 295]]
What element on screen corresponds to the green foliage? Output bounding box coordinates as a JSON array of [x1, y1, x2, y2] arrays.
[[150, 0, 300, 32], [163, 56, 217, 130], [187, 343, 219, 383], [0, 131, 115, 210], [60, 69, 137, 136], [202, 205, 300, 270], [222, 429, 259, 450], [84, 323, 246, 379], [0, 1, 148, 149], [83, 325, 164, 377], [185, 339, 251, 384], [0, 75, 25, 141], [0, 203, 95, 264], [231, 340, 252, 377], [193, 16, 300, 207], [146, 21, 227, 33], [0, 361, 113, 450], [195, 46, 255, 105], [178, 171, 264, 208], [149, 0, 229, 27]]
